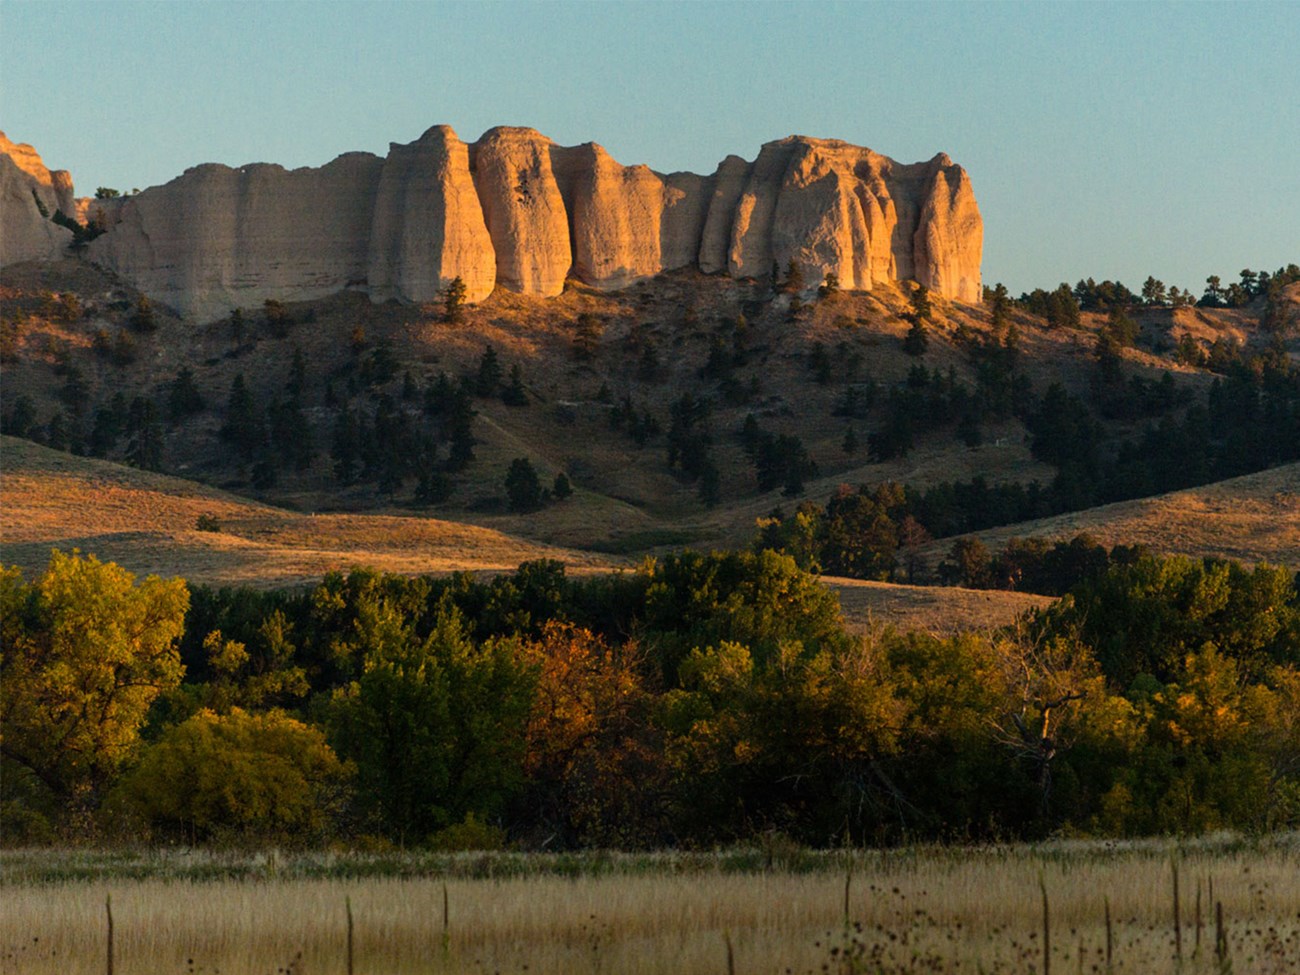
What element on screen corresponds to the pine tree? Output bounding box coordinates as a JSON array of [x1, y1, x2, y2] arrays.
[[476, 345, 503, 396], [505, 457, 545, 512], [501, 364, 528, 406], [443, 276, 467, 324], [783, 260, 805, 294], [552, 472, 573, 500], [903, 320, 929, 356], [168, 366, 205, 423], [221, 374, 264, 459], [842, 425, 858, 456], [125, 397, 163, 470]]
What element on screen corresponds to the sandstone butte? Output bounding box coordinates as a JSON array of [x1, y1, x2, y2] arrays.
[[0, 126, 982, 321]]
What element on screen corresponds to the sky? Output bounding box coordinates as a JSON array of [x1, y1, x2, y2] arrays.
[[3, 0, 1297, 296]]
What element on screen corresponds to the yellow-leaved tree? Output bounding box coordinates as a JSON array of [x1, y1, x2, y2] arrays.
[[0, 551, 188, 815], [110, 708, 349, 842]]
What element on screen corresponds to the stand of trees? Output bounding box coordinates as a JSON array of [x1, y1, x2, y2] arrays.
[[4, 550, 1297, 848]]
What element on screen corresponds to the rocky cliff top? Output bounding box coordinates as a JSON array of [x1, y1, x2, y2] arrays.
[[1, 125, 982, 320]]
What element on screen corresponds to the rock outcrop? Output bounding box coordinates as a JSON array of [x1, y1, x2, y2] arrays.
[[0, 131, 74, 265], [472, 128, 570, 297], [1, 126, 982, 319], [369, 125, 495, 305], [86, 153, 384, 322]]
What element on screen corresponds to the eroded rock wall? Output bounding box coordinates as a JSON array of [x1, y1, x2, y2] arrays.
[[369, 125, 495, 304], [0, 131, 73, 265], [86, 152, 384, 321], [2, 126, 982, 319]]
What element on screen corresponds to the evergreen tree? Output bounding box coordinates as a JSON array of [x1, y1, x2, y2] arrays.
[[221, 374, 263, 460], [552, 472, 573, 501], [842, 425, 858, 456], [476, 345, 503, 396], [167, 366, 205, 423], [58, 366, 90, 417], [443, 276, 467, 324], [2, 395, 37, 439], [286, 348, 308, 403], [88, 406, 122, 458], [505, 457, 545, 512], [910, 282, 932, 322], [125, 397, 163, 470], [331, 408, 361, 484], [501, 364, 528, 406], [783, 260, 805, 294], [697, 459, 721, 508], [903, 319, 929, 356]]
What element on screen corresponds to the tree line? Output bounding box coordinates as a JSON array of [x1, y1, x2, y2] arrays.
[[3, 549, 1297, 849]]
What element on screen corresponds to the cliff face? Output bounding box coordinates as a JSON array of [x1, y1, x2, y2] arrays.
[[0, 131, 74, 265], [2, 126, 982, 318]]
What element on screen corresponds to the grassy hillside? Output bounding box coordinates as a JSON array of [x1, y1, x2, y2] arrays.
[[0, 437, 619, 589], [915, 461, 1300, 570], [2, 259, 1296, 597]]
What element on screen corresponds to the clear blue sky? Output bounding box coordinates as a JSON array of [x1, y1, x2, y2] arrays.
[[3, 0, 1296, 295]]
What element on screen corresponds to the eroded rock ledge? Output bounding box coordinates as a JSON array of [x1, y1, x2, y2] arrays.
[[3, 126, 982, 320]]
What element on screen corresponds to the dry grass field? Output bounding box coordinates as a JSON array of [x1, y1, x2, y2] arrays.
[[3, 838, 1297, 974], [0, 437, 621, 589], [915, 462, 1300, 571], [826, 577, 1053, 636]]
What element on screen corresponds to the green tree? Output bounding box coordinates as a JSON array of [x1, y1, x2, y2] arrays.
[[327, 597, 535, 839], [501, 364, 528, 406], [475, 345, 503, 396], [505, 457, 545, 513], [167, 366, 205, 423], [988, 282, 1011, 333], [221, 373, 263, 460], [782, 259, 805, 295], [1141, 276, 1167, 306], [910, 282, 932, 322], [0, 552, 189, 810], [572, 312, 604, 360], [640, 549, 849, 685], [903, 319, 929, 356], [552, 472, 573, 500], [125, 396, 164, 470], [443, 276, 468, 324], [842, 424, 858, 456]]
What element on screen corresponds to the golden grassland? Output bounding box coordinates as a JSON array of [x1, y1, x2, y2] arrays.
[[3, 437, 1294, 637], [2, 837, 1298, 974], [914, 462, 1300, 572], [0, 436, 1047, 634], [0, 437, 622, 590], [825, 577, 1053, 636]]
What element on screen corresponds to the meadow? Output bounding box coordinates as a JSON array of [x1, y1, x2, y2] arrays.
[[3, 836, 1298, 974]]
